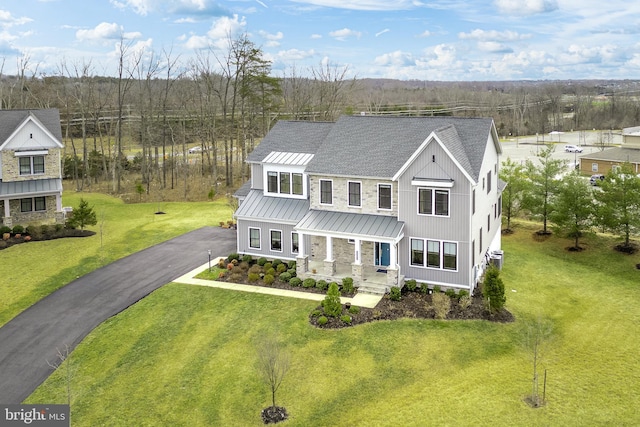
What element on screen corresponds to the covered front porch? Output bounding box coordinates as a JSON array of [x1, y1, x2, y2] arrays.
[[294, 209, 405, 295]]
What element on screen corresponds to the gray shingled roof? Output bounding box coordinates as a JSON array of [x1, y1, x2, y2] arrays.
[[579, 147, 640, 164], [234, 189, 310, 224], [303, 116, 495, 181], [233, 180, 252, 198], [296, 210, 404, 240], [0, 109, 63, 145], [0, 178, 62, 197], [247, 120, 333, 163]]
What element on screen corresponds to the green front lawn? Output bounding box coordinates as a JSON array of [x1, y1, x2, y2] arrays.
[[0, 193, 232, 327], [26, 222, 640, 426]]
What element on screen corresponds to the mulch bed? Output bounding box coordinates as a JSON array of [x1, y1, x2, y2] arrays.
[[0, 229, 96, 250], [309, 290, 514, 329], [261, 406, 288, 424]]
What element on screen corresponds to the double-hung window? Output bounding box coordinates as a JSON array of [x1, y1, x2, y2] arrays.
[[279, 172, 290, 194], [410, 238, 457, 271], [267, 172, 278, 193], [418, 188, 449, 216], [270, 230, 282, 251], [292, 173, 303, 195], [378, 184, 392, 210], [267, 171, 304, 196], [21, 197, 46, 213], [291, 232, 299, 253], [249, 228, 261, 249], [348, 181, 361, 207], [320, 180, 333, 205], [19, 156, 45, 175]]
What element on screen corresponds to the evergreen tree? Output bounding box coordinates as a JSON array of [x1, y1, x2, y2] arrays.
[[483, 266, 506, 313], [323, 282, 342, 317], [499, 157, 527, 231], [68, 198, 97, 230], [550, 172, 596, 249], [522, 145, 566, 234]]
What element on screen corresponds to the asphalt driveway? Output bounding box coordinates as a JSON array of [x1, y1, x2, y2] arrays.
[[0, 226, 236, 403]]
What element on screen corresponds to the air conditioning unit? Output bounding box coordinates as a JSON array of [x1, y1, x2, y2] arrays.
[[490, 250, 504, 270]]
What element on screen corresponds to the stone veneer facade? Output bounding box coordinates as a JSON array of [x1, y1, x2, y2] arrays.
[[1, 148, 62, 181]]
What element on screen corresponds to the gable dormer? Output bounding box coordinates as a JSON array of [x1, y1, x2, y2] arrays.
[[262, 151, 313, 199]]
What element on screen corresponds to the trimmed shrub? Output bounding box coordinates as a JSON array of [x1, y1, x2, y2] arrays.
[[287, 268, 296, 277], [323, 282, 342, 317], [405, 279, 417, 292], [445, 289, 457, 299], [239, 261, 250, 271], [432, 292, 451, 319], [228, 273, 243, 282], [311, 309, 322, 317], [302, 278, 316, 288], [263, 262, 273, 271], [0, 226, 11, 235], [218, 259, 226, 268], [287, 260, 296, 269], [231, 266, 243, 274], [483, 266, 506, 313], [420, 283, 430, 294], [54, 223, 64, 233], [389, 286, 401, 301], [317, 316, 328, 326], [316, 279, 328, 291], [348, 305, 361, 315], [341, 277, 354, 294], [433, 285, 442, 294], [257, 257, 268, 266], [231, 259, 239, 266], [248, 264, 262, 275], [265, 267, 276, 276], [12, 225, 24, 234], [279, 272, 292, 282], [458, 290, 469, 298], [459, 295, 472, 310], [248, 273, 260, 283], [242, 254, 253, 263], [272, 259, 283, 268], [228, 253, 240, 261], [25, 225, 42, 240], [263, 274, 275, 285], [289, 277, 302, 287], [276, 263, 287, 274], [340, 315, 352, 324]]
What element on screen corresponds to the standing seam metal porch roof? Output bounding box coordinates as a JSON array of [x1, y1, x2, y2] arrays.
[[0, 178, 62, 197], [234, 189, 309, 223], [295, 209, 404, 241]]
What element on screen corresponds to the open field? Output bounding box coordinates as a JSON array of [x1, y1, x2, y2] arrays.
[[0, 193, 233, 327], [25, 221, 640, 426]]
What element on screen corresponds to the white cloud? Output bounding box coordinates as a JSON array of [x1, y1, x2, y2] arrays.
[[477, 41, 513, 53], [276, 48, 316, 61], [329, 28, 362, 41], [311, 34, 322, 39], [375, 29, 390, 37], [374, 50, 415, 66], [76, 22, 142, 42], [0, 9, 33, 27], [417, 30, 432, 38], [259, 30, 283, 47], [184, 14, 247, 49], [459, 29, 530, 41], [289, 0, 423, 11], [493, 0, 558, 15], [110, 0, 228, 16]]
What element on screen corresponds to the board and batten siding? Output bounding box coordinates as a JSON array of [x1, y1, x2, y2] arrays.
[[396, 138, 473, 288], [236, 219, 307, 260]]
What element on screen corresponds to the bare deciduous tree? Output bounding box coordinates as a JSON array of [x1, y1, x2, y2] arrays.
[[257, 337, 290, 410]]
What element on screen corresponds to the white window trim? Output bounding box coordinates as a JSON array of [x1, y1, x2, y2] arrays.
[[409, 237, 458, 272], [417, 187, 450, 218], [21, 196, 47, 213], [319, 179, 333, 206], [270, 229, 283, 252], [19, 155, 45, 176], [347, 180, 362, 208], [249, 227, 261, 250], [263, 167, 307, 199], [592, 163, 598, 172], [377, 183, 393, 211]]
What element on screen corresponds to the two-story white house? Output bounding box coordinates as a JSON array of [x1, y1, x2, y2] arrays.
[[0, 109, 65, 228], [234, 115, 503, 294]]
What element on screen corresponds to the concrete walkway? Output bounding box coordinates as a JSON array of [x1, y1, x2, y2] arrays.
[[174, 258, 383, 309]]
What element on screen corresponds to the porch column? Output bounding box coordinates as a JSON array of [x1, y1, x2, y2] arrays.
[[389, 242, 398, 268], [324, 236, 336, 275], [56, 194, 62, 211], [386, 242, 400, 289], [351, 238, 363, 281], [3, 199, 9, 219], [296, 232, 309, 277]]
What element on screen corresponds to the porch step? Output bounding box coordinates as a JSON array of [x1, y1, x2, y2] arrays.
[[356, 283, 387, 296]]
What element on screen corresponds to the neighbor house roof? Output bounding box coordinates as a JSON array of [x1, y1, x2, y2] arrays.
[[234, 189, 310, 224], [579, 147, 640, 164], [301, 116, 497, 181], [295, 209, 404, 241], [0, 178, 62, 197], [246, 120, 333, 163], [0, 109, 63, 146]]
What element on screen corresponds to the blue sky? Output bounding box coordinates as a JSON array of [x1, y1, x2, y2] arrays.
[[1, 0, 640, 80]]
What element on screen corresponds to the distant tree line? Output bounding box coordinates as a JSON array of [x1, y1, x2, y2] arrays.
[[2, 39, 640, 198]]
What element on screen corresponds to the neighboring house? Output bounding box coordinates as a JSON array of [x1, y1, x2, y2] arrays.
[[579, 126, 640, 175], [0, 109, 65, 228], [234, 116, 503, 294]]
